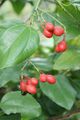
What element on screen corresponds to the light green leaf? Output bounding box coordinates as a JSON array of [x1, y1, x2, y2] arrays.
[[53, 50, 80, 70], [40, 75, 76, 110], [68, 35, 80, 50], [0, 91, 41, 119], [0, 23, 39, 69], [0, 67, 20, 88], [56, 3, 80, 39]]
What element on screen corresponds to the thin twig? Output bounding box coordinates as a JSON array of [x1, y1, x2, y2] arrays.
[[35, 0, 41, 11], [49, 108, 80, 120], [28, 60, 40, 73], [24, 0, 41, 23], [21, 60, 28, 71]]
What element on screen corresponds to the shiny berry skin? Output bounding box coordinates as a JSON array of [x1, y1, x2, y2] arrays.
[[47, 75, 56, 84], [26, 85, 37, 94], [26, 79, 32, 85], [31, 78, 38, 86], [55, 40, 67, 53], [53, 26, 64, 36], [40, 73, 47, 82], [43, 29, 53, 38], [45, 22, 54, 32], [20, 81, 26, 92]]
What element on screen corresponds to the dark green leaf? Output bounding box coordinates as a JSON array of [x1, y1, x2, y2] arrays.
[[38, 95, 64, 116], [0, 114, 20, 120], [31, 58, 53, 71], [40, 75, 76, 110], [11, 0, 26, 14], [71, 79, 80, 99]]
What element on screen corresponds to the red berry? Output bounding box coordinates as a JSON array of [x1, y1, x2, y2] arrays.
[[47, 75, 56, 84], [45, 22, 54, 32], [26, 79, 32, 85], [55, 40, 67, 53], [43, 29, 53, 38], [40, 73, 47, 82], [53, 26, 64, 36], [20, 81, 26, 92], [31, 78, 38, 86], [26, 85, 37, 94]]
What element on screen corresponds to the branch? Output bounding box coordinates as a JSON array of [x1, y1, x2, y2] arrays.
[[49, 108, 80, 120], [35, 0, 41, 11]]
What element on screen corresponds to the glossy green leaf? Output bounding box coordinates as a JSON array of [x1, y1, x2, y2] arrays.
[[53, 50, 80, 70], [40, 75, 76, 110], [0, 91, 41, 119], [31, 58, 53, 71], [0, 23, 39, 69]]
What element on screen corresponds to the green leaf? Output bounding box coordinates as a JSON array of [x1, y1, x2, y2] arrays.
[[53, 50, 80, 70], [38, 95, 64, 116], [31, 58, 53, 71], [68, 35, 80, 50], [40, 75, 76, 110], [11, 0, 26, 14], [0, 67, 20, 88], [0, 22, 40, 69], [0, 114, 20, 120], [71, 79, 80, 99], [67, 113, 80, 120], [70, 70, 80, 98], [56, 3, 80, 39], [0, 91, 41, 119], [21, 116, 29, 120], [69, 0, 80, 8]]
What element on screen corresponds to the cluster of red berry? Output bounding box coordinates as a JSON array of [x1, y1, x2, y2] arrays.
[[42, 22, 67, 53], [43, 22, 64, 38], [20, 77, 38, 94], [40, 73, 56, 84], [20, 74, 56, 94]]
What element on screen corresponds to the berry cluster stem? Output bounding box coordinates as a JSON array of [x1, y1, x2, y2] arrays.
[[28, 60, 40, 74], [35, 0, 41, 11], [38, 8, 66, 32], [21, 59, 29, 71]]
